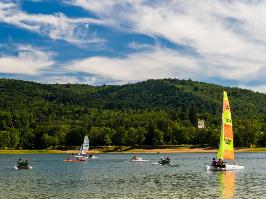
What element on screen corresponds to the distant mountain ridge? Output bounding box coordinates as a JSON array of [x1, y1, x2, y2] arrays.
[[1, 78, 266, 119]]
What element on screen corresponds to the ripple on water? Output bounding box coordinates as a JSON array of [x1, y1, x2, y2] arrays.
[[0, 153, 266, 198]]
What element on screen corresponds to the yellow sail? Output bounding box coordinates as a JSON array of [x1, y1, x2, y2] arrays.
[[217, 91, 234, 160]]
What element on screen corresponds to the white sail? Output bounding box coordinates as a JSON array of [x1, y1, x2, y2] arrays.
[[79, 135, 89, 155], [82, 135, 90, 154]]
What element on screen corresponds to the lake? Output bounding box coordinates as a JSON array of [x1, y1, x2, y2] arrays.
[[0, 153, 266, 198]]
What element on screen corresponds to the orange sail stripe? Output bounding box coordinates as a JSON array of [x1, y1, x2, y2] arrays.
[[223, 101, 230, 112], [224, 124, 233, 139], [223, 150, 234, 160]]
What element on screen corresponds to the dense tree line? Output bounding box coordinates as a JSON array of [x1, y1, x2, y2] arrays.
[[0, 78, 266, 149]]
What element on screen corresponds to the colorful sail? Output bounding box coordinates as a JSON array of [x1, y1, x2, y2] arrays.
[[217, 91, 234, 160]]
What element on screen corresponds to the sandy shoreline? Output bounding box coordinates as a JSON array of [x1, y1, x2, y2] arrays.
[[1, 147, 266, 154]]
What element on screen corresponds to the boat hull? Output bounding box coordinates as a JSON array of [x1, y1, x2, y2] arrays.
[[64, 159, 86, 162], [14, 166, 32, 170], [207, 164, 244, 171], [130, 159, 149, 162], [74, 155, 98, 159], [74, 155, 88, 159], [152, 162, 178, 167]]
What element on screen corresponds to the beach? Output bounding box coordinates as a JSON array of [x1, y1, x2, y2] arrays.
[[1, 146, 266, 154]]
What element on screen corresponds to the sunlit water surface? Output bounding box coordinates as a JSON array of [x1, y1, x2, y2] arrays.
[[0, 153, 266, 198]]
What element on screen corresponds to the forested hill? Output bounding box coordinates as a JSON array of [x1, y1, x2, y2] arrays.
[[1, 78, 266, 149], [1, 78, 266, 117]]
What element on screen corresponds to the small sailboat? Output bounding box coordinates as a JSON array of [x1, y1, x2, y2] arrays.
[[74, 135, 90, 160], [64, 135, 90, 162], [207, 91, 244, 171]]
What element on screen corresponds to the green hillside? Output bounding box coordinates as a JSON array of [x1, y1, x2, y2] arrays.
[[0, 78, 266, 149]]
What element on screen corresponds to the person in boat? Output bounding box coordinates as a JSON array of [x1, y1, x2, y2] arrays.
[[211, 158, 217, 166], [130, 156, 137, 161], [17, 159, 22, 166], [17, 159, 29, 167], [217, 159, 225, 168], [159, 157, 171, 165]]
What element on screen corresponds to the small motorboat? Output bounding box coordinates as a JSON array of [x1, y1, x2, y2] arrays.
[[15, 159, 32, 170], [152, 157, 171, 165], [130, 156, 149, 162]]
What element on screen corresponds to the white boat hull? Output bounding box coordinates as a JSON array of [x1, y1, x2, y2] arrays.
[[152, 162, 178, 166], [74, 155, 97, 159], [130, 159, 149, 162], [207, 164, 244, 171], [14, 165, 33, 170], [74, 155, 88, 159]]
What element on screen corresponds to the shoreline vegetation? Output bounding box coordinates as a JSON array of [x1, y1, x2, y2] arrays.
[[1, 146, 266, 154]]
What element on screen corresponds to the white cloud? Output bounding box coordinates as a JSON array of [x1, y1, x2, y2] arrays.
[[0, 1, 104, 45], [42, 75, 97, 84], [2, 0, 266, 91], [239, 84, 266, 94], [66, 0, 266, 84], [64, 47, 199, 81], [0, 45, 54, 75]]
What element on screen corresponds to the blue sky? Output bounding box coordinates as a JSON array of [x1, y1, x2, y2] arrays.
[[1, 0, 266, 93]]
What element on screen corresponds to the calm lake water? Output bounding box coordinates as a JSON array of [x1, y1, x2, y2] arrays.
[[0, 153, 266, 198]]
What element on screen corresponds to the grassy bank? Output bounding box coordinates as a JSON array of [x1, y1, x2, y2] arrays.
[[1, 146, 266, 154]]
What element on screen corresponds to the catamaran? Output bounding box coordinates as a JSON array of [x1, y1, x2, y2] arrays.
[[207, 91, 244, 171]]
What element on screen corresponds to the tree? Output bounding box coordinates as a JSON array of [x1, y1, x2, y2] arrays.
[[65, 126, 87, 146], [0, 131, 10, 149], [189, 105, 197, 127], [8, 128, 20, 148], [153, 129, 164, 145]]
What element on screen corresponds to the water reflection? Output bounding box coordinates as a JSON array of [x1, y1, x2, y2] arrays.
[[219, 171, 236, 199]]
